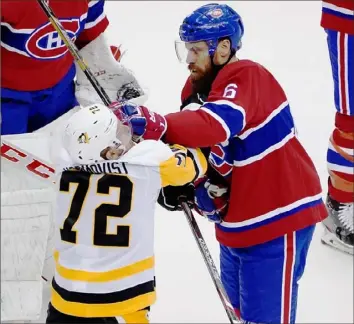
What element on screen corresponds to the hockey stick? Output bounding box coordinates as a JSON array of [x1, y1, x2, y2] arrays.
[[36, 0, 112, 106], [180, 201, 240, 324]]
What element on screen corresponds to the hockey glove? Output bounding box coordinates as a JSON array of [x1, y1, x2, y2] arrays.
[[158, 183, 195, 212], [75, 33, 148, 107], [194, 177, 229, 223], [110, 102, 167, 142]]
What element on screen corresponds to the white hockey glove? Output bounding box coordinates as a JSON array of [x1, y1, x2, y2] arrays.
[[75, 32, 148, 107]]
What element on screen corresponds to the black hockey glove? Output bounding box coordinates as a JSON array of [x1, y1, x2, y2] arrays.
[[180, 92, 208, 110], [158, 183, 195, 212]]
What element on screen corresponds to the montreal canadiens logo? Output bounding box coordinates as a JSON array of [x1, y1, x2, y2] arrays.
[[25, 19, 80, 59], [209, 9, 223, 18]]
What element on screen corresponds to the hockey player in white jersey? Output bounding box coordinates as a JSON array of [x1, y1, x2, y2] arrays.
[[45, 103, 207, 323]]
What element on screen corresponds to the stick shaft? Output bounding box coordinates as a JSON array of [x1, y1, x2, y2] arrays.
[[36, 0, 112, 106]]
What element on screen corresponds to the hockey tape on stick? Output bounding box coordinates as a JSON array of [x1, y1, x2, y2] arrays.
[[1, 139, 56, 185], [36, 0, 112, 107], [180, 201, 241, 324]]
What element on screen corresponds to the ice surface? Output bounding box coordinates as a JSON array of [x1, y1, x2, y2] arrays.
[[36, 1, 353, 323]]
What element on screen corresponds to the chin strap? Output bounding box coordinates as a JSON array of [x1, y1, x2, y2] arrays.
[[211, 48, 236, 69]]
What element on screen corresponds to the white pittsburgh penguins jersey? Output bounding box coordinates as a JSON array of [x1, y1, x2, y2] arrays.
[[51, 140, 207, 318]]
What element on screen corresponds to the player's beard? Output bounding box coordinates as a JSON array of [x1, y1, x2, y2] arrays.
[[189, 59, 223, 96]]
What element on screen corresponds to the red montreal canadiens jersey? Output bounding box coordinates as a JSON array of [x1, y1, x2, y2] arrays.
[[1, 0, 109, 91], [165, 60, 328, 248], [321, 0, 354, 34]]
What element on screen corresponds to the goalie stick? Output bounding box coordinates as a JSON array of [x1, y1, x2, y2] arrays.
[[36, 0, 112, 106], [180, 201, 241, 324]]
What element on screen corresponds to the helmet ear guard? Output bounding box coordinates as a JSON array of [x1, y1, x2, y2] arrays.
[[206, 39, 219, 56]]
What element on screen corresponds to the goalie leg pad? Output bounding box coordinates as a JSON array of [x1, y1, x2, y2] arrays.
[[1, 138, 55, 321], [1, 187, 54, 321]]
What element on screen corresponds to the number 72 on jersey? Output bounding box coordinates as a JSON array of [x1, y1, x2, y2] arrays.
[[59, 171, 133, 247]]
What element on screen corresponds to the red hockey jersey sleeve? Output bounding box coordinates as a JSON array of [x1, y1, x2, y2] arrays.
[[321, 0, 354, 34], [164, 60, 257, 148], [75, 0, 109, 49]]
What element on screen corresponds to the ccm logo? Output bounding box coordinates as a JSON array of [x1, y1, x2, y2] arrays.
[[1, 143, 55, 179]]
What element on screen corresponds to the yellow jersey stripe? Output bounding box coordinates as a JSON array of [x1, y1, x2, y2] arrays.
[[54, 251, 154, 282], [194, 148, 208, 177], [188, 148, 208, 182], [51, 288, 156, 317], [120, 308, 150, 323]]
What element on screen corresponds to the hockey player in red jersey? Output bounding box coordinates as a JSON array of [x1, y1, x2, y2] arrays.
[[1, 0, 145, 135], [113, 3, 328, 323], [320, 0, 354, 254]]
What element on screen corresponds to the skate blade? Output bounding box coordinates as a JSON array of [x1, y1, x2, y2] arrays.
[[321, 229, 354, 255]]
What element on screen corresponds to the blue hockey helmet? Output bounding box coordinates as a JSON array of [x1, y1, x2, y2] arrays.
[[178, 3, 244, 57]]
